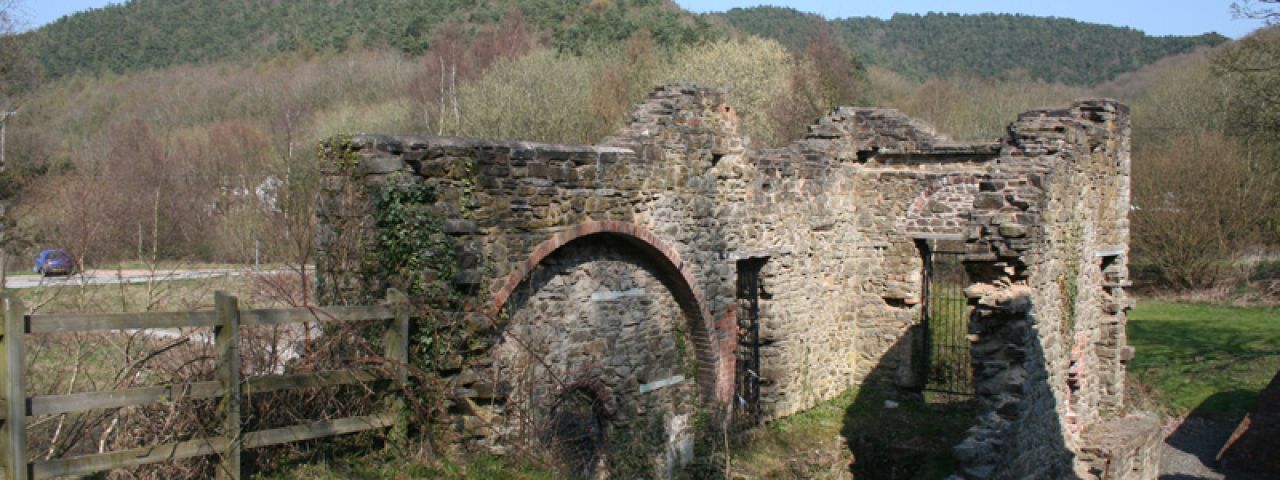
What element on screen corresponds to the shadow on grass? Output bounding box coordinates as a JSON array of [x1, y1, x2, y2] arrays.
[[840, 292, 1087, 479], [840, 330, 973, 480]]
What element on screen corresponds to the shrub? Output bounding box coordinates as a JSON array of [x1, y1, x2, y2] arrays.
[[660, 36, 794, 146], [1131, 132, 1278, 288]]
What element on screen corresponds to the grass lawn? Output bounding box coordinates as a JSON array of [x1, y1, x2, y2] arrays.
[[1127, 300, 1280, 422], [727, 387, 971, 480], [256, 386, 972, 480], [257, 450, 557, 480]]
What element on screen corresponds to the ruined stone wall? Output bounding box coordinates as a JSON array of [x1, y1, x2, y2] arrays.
[[491, 240, 701, 476], [730, 111, 998, 414], [313, 84, 1147, 479], [956, 100, 1158, 480]]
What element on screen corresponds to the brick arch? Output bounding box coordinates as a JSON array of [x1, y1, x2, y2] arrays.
[[489, 220, 726, 403], [901, 174, 982, 236]]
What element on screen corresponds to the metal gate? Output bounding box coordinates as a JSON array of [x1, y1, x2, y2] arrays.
[[919, 240, 973, 397], [735, 257, 768, 418]]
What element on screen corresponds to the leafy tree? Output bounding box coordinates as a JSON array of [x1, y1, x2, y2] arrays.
[[661, 37, 794, 146]]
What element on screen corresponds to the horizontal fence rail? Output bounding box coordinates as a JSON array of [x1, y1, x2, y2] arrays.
[[25, 304, 394, 334], [0, 290, 411, 480]]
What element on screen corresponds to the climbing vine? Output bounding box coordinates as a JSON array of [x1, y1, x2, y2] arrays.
[[314, 135, 364, 304], [321, 133, 361, 173], [371, 177, 454, 298], [1058, 218, 1083, 335], [368, 174, 463, 371]]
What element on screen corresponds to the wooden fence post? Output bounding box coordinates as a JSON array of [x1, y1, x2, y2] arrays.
[[214, 292, 242, 480], [0, 295, 27, 480], [383, 289, 410, 445]]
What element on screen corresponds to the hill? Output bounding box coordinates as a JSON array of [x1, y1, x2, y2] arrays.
[[26, 2, 1229, 86], [717, 7, 1228, 85], [29, 0, 717, 79]]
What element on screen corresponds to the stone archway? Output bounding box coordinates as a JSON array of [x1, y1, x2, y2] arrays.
[[485, 222, 721, 478], [901, 175, 981, 237], [489, 221, 722, 401]]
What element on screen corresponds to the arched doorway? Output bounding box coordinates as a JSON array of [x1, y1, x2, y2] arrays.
[[485, 225, 717, 478]]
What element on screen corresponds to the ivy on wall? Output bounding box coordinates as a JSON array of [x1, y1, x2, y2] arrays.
[[369, 175, 463, 371], [370, 177, 455, 299]]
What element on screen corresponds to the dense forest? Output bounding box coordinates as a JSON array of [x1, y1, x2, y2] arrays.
[[31, 0, 716, 79], [718, 7, 1227, 85], [0, 0, 1276, 293], [26, 1, 1224, 86]]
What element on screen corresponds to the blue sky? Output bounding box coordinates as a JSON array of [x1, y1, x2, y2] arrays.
[[18, 0, 1269, 38]]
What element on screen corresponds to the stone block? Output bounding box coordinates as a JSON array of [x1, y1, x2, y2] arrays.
[[973, 192, 1005, 210]]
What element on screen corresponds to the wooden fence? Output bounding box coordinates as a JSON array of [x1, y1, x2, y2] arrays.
[[0, 290, 411, 479]]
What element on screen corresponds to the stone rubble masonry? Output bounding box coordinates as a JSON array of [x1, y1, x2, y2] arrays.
[[957, 99, 1153, 480], [314, 83, 1150, 479]]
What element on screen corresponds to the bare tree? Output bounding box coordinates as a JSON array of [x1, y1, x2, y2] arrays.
[[766, 20, 868, 144], [1132, 132, 1278, 288], [1234, 0, 1280, 24]]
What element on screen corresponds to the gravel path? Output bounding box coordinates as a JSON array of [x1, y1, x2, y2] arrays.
[[1159, 415, 1271, 480]]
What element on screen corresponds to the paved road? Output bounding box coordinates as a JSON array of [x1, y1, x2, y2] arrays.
[[5, 268, 250, 289]]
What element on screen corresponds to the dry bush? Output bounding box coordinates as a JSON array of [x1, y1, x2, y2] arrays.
[[1216, 26, 1280, 140], [590, 29, 662, 133], [660, 36, 794, 146], [440, 49, 617, 144], [1132, 132, 1278, 288], [17, 267, 424, 478], [883, 74, 1086, 141], [8, 48, 421, 265], [1128, 51, 1231, 145], [1093, 47, 1220, 102], [765, 21, 868, 144], [866, 66, 922, 105], [407, 11, 538, 136]]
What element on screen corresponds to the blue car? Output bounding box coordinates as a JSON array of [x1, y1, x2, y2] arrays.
[[34, 249, 77, 276]]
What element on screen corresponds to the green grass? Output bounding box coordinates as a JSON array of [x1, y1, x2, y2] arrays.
[[255, 387, 971, 480], [1127, 301, 1280, 422], [726, 387, 971, 480], [255, 449, 558, 480]]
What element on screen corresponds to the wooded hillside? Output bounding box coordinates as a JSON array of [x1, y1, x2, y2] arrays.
[[27, 1, 1225, 86], [30, 0, 716, 79], [719, 7, 1227, 85]]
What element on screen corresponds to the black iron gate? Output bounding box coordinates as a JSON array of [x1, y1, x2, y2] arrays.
[[735, 257, 768, 418], [918, 240, 973, 397]]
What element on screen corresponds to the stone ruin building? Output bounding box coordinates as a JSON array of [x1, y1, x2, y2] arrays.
[[315, 84, 1161, 479]]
